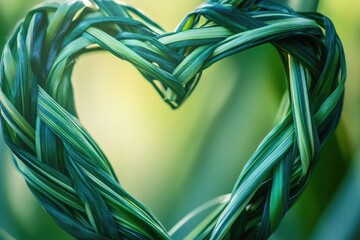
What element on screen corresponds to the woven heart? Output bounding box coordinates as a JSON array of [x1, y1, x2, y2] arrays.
[[0, 0, 345, 239]]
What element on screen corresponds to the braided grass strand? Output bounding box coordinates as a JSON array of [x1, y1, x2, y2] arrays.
[[0, 0, 345, 239]]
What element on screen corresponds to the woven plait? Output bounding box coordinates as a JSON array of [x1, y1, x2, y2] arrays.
[[0, 0, 345, 239]]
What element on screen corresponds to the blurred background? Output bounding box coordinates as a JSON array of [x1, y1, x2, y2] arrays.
[[0, 0, 359, 239]]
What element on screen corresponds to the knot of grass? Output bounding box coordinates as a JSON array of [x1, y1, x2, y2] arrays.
[[0, 0, 345, 239]]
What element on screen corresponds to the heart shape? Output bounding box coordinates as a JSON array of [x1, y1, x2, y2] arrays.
[[0, 0, 345, 239]]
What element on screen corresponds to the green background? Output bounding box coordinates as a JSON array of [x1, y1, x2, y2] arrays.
[[0, 0, 359, 239]]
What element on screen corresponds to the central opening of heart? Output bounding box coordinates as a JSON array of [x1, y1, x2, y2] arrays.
[[72, 42, 284, 233]]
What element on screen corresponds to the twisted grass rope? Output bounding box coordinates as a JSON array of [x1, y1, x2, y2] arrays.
[[0, 0, 346, 239]]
